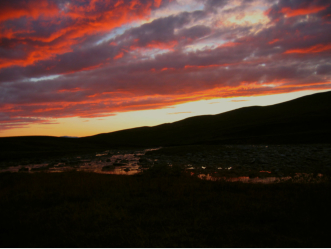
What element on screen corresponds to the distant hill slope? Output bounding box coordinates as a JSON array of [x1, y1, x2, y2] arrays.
[[1, 90, 331, 161], [82, 90, 331, 146]]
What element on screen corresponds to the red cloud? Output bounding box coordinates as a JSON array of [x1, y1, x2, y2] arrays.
[[268, 39, 280, 44], [230, 100, 248, 102], [114, 52, 124, 60], [280, 5, 329, 17], [284, 43, 331, 54], [154, 0, 162, 8], [0, 0, 59, 22], [1, 0, 331, 133], [219, 42, 240, 48], [0, 0, 161, 70], [57, 88, 83, 93]]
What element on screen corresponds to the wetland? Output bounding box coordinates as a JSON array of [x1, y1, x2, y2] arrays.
[[1, 91, 331, 247], [1, 144, 330, 247], [2, 144, 330, 183]]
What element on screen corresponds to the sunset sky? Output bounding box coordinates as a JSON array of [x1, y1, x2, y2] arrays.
[[1, 0, 331, 137]]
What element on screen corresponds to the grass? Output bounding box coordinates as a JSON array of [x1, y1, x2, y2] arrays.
[[0, 170, 330, 247]]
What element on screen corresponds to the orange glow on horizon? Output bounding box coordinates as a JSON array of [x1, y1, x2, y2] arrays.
[[1, 0, 331, 136]]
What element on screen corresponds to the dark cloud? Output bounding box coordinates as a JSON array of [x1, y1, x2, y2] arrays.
[[0, 0, 169, 69], [0, 0, 331, 131], [204, 0, 229, 12], [116, 10, 209, 47], [316, 64, 331, 75], [266, 0, 331, 22], [177, 25, 211, 39]]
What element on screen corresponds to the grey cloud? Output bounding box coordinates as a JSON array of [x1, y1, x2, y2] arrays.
[[116, 10, 207, 47], [177, 25, 211, 39], [1, 0, 331, 125], [316, 65, 331, 75]]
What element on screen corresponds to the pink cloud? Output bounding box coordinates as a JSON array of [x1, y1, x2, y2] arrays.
[[0, 0, 331, 132]]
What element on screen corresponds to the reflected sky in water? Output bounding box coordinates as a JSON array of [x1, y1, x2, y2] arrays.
[[0, 147, 326, 183]]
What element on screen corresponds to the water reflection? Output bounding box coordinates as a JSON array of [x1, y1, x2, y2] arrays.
[[196, 173, 324, 183], [0, 148, 161, 175], [0, 147, 326, 184]]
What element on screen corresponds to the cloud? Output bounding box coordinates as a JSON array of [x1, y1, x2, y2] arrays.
[[0, 0, 173, 69], [266, 0, 331, 22], [0, 0, 59, 22], [284, 43, 331, 54], [1, 0, 331, 131], [230, 100, 248, 102]]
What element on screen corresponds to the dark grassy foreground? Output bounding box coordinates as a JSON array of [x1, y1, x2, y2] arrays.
[[0, 171, 330, 247]]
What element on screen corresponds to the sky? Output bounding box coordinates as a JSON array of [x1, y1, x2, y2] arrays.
[[0, 0, 331, 137]]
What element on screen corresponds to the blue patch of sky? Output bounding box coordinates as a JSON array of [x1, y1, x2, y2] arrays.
[[95, 1, 206, 47], [95, 22, 140, 45], [29, 75, 60, 82], [146, 48, 170, 59], [150, 0, 204, 20]]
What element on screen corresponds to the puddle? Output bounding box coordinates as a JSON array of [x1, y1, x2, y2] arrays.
[[0, 148, 161, 175], [196, 173, 324, 183], [0, 147, 326, 184]]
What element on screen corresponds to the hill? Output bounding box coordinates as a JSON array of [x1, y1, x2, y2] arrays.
[[83, 90, 331, 146], [1, 90, 331, 161]]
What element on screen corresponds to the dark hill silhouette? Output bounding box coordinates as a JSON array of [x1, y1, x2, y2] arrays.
[[1, 90, 331, 161], [82, 90, 331, 146]]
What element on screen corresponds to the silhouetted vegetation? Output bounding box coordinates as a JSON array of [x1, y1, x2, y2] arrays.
[[0, 171, 330, 247]]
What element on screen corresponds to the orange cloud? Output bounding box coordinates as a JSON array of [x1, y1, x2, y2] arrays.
[[1, 0, 331, 133], [0, 0, 59, 22], [57, 88, 83, 93], [114, 52, 124, 60], [230, 100, 248, 102], [284, 43, 331, 54], [184, 64, 223, 70], [161, 67, 176, 71], [268, 38, 280, 44], [1, 79, 331, 132], [280, 5, 329, 17], [220, 42, 240, 47], [154, 0, 162, 8], [130, 40, 178, 52], [0, 0, 157, 70]]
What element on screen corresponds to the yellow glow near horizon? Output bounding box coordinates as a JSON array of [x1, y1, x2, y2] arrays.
[[1, 89, 329, 138]]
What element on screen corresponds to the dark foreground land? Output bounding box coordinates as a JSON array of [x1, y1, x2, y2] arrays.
[[0, 170, 330, 247], [1, 91, 331, 247]]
